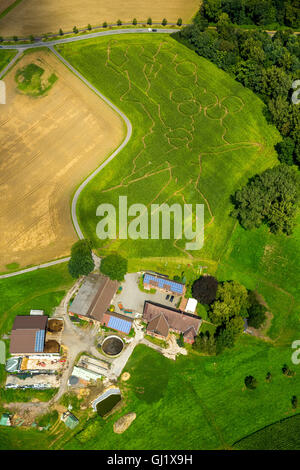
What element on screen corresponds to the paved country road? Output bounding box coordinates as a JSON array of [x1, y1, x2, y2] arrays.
[[0, 29, 177, 279]]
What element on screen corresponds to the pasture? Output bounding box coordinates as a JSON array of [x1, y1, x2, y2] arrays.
[[0, 48, 124, 272], [0, 0, 198, 37]]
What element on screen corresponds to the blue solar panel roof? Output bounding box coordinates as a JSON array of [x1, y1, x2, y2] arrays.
[[143, 274, 184, 294], [107, 316, 132, 334], [34, 330, 45, 352]]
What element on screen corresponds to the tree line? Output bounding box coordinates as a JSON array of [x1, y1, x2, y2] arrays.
[[201, 0, 299, 28]]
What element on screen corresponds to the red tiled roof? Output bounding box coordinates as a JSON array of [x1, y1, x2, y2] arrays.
[[143, 301, 201, 339]]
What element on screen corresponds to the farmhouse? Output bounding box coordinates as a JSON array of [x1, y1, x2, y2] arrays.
[[69, 274, 132, 334], [143, 301, 201, 344], [143, 273, 185, 296]]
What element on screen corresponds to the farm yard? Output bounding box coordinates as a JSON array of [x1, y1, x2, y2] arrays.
[[0, 0, 199, 37], [0, 27, 299, 451], [0, 48, 124, 272]]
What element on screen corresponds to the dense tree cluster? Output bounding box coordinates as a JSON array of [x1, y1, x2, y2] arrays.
[[179, 13, 300, 167], [201, 0, 300, 28], [232, 164, 299, 234], [193, 280, 268, 355], [68, 239, 94, 278], [192, 275, 218, 305], [100, 253, 128, 281]]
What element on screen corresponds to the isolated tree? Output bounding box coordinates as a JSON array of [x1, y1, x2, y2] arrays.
[[103, 21, 108, 28], [177, 18, 183, 26], [29, 35, 35, 42], [132, 18, 137, 25], [13, 36, 18, 42], [247, 291, 267, 329], [162, 18, 168, 26], [68, 239, 94, 279], [59, 28, 64, 36], [245, 375, 257, 390], [292, 395, 298, 409], [117, 19, 122, 26], [266, 372, 272, 383], [73, 26, 78, 34], [0, 37, 3, 43], [100, 254, 128, 282], [282, 363, 295, 377], [87, 24, 92, 31], [147, 18, 152, 26], [192, 275, 218, 305]]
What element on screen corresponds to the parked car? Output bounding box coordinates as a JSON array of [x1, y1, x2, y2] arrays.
[[170, 295, 174, 302], [152, 29, 157, 32]]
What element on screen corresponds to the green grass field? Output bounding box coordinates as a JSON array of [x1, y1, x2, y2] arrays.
[[56, 34, 279, 266], [0, 49, 17, 72]]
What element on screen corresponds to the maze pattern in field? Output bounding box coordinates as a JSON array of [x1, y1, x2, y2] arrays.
[[59, 36, 279, 261]]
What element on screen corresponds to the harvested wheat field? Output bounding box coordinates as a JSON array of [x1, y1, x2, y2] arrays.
[[0, 49, 124, 272], [0, 0, 198, 37]]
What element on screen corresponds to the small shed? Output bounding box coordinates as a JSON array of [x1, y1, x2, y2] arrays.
[[185, 298, 198, 314], [0, 413, 11, 427]]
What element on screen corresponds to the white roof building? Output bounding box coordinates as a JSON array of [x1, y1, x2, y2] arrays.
[[185, 298, 198, 314], [71, 366, 102, 382], [30, 310, 44, 316]]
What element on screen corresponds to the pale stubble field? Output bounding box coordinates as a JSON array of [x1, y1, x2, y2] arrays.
[[0, 49, 124, 271]]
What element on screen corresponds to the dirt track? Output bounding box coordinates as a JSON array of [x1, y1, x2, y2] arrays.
[[0, 49, 124, 271], [0, 0, 198, 37]]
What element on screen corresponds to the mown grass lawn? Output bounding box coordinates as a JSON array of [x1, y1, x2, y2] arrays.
[[58, 342, 300, 450], [56, 34, 279, 266]]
